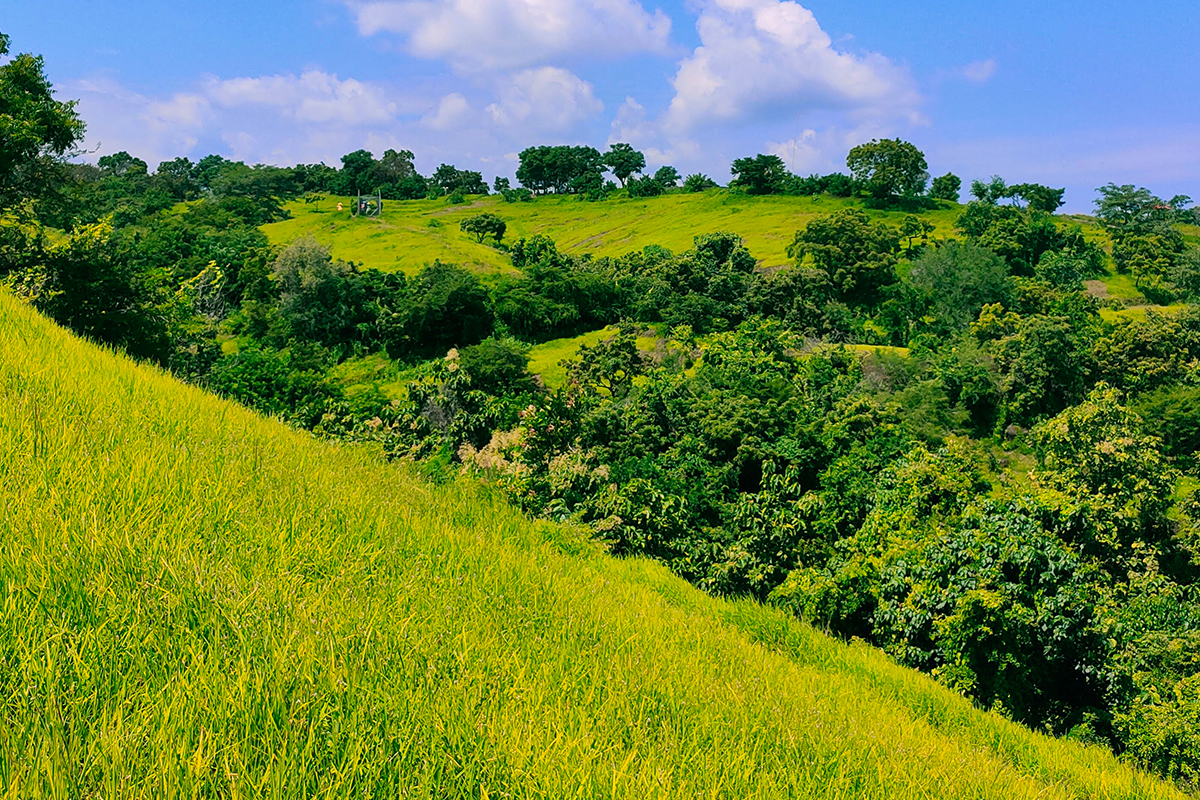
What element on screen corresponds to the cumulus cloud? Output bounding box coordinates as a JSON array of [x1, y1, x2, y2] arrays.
[[486, 67, 603, 132], [347, 0, 672, 71], [765, 124, 890, 174], [422, 93, 473, 130], [66, 70, 410, 167], [202, 70, 397, 124], [665, 0, 922, 132], [961, 59, 998, 84]]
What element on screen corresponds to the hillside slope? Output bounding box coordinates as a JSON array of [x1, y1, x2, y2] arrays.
[[0, 293, 1185, 799], [261, 191, 969, 275]]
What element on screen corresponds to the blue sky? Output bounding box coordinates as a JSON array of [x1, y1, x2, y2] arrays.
[[6, 0, 1198, 211]]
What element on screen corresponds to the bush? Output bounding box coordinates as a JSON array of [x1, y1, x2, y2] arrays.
[[683, 173, 718, 192], [458, 337, 533, 396]]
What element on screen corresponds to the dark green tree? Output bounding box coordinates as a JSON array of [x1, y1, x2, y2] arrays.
[[929, 173, 962, 202], [602, 143, 646, 187], [684, 173, 718, 192], [730, 154, 788, 195], [460, 212, 507, 244], [786, 209, 899, 305], [0, 32, 86, 207], [653, 165, 681, 188], [845, 139, 929, 200], [906, 242, 1009, 332]]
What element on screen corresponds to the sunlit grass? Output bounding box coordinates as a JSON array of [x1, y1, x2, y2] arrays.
[[262, 192, 976, 276], [0, 292, 1185, 799]]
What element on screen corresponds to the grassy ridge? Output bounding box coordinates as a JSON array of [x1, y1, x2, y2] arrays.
[[0, 293, 1185, 799], [261, 192, 968, 275]]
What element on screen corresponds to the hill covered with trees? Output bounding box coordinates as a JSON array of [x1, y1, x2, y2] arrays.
[[4, 29, 1200, 792]]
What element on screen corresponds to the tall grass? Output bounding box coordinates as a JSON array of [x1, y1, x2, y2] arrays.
[[0, 292, 1185, 799]]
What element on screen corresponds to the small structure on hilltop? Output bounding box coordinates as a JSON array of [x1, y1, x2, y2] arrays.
[[352, 190, 384, 218]]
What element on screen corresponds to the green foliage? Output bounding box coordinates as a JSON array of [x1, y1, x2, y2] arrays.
[[653, 165, 681, 188], [930, 173, 962, 202], [787, 209, 899, 306], [272, 236, 399, 354], [517, 145, 604, 195], [602, 143, 646, 186], [626, 173, 664, 198], [1031, 383, 1178, 561], [730, 154, 788, 195], [381, 261, 493, 359], [906, 242, 1010, 332], [846, 139, 929, 201], [459, 211, 507, 244], [0, 34, 86, 207], [683, 173, 718, 192], [458, 337, 532, 396], [956, 202, 1087, 276]]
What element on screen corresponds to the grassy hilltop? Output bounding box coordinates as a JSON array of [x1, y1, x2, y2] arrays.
[[0, 295, 1187, 798], [261, 191, 969, 276]]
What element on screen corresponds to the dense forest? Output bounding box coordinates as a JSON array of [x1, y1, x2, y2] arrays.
[[6, 31, 1200, 789]]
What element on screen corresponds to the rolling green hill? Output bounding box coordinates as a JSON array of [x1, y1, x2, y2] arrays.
[[0, 294, 1187, 798], [261, 191, 969, 276]]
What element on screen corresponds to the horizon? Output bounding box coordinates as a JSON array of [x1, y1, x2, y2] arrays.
[[5, 1, 1198, 212]]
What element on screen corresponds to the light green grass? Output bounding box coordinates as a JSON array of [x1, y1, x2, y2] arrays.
[[527, 326, 663, 390], [527, 327, 617, 389], [1099, 303, 1186, 323], [0, 292, 1186, 799], [1099, 271, 1148, 303], [262, 192, 972, 275]]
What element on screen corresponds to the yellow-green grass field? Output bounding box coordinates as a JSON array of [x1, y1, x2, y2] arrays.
[[261, 191, 971, 276], [0, 292, 1186, 799]]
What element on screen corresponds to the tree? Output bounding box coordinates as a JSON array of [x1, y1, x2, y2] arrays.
[[899, 214, 935, 252], [1009, 183, 1066, 213], [460, 212, 507, 244], [493, 176, 510, 193], [458, 338, 532, 396], [1094, 184, 1179, 239], [971, 175, 1008, 205], [684, 173, 718, 192], [372, 148, 416, 185], [602, 143, 645, 187], [303, 192, 326, 213], [730, 154, 788, 195], [517, 145, 604, 195], [154, 157, 198, 201], [626, 174, 663, 198], [906, 242, 1010, 332], [0, 33, 86, 206], [272, 236, 376, 352], [338, 149, 376, 195], [98, 151, 148, 177], [929, 173, 962, 202], [653, 165, 680, 188], [786, 209, 899, 305], [845, 139, 928, 200], [382, 262, 494, 359]]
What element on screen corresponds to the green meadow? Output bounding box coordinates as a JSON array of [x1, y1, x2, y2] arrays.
[[0, 290, 1187, 799], [261, 191, 968, 276]]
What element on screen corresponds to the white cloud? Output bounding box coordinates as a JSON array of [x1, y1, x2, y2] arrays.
[[69, 76, 207, 165], [665, 0, 922, 132], [202, 71, 397, 124], [422, 93, 473, 130], [765, 124, 889, 174], [486, 67, 603, 132], [961, 59, 998, 84], [608, 96, 653, 146], [347, 0, 672, 71]]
